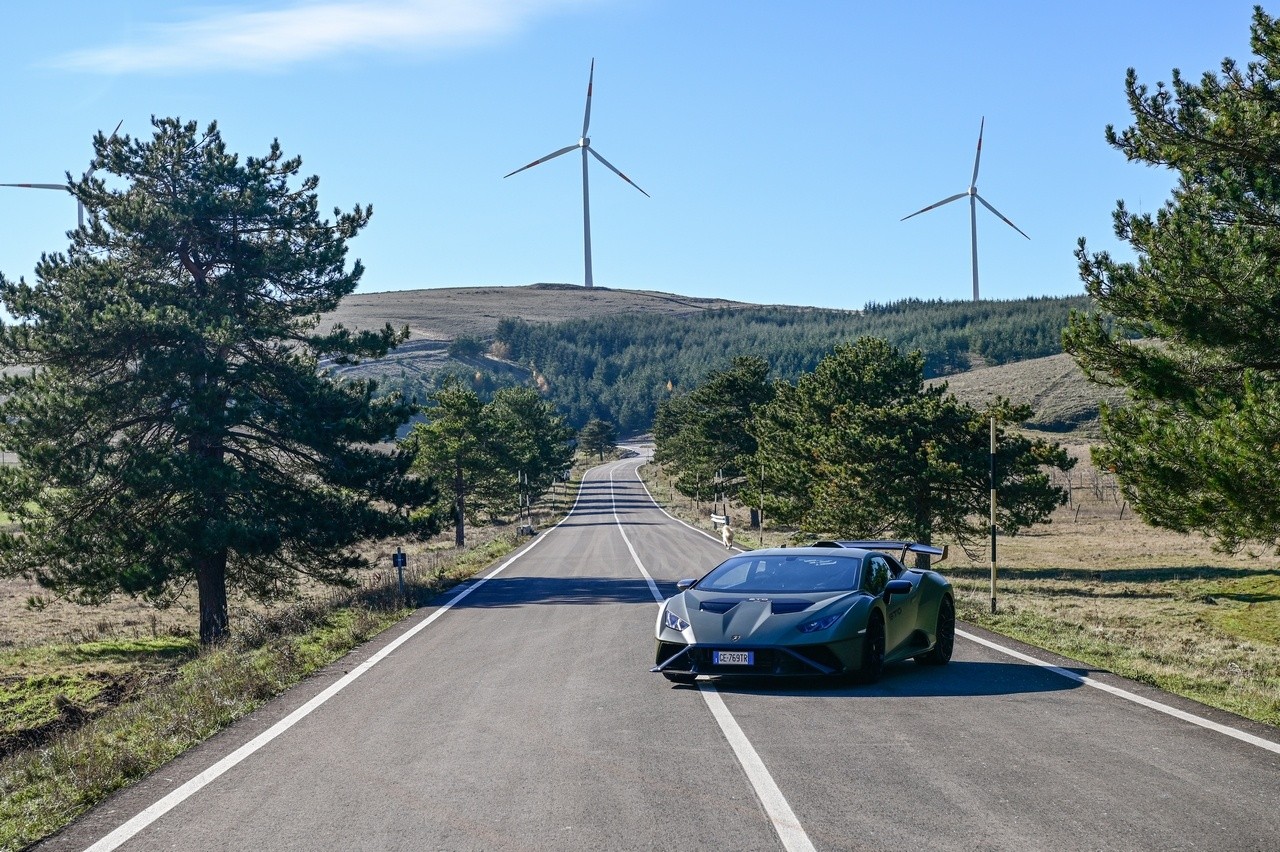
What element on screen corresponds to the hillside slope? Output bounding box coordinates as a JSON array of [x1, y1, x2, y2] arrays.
[[316, 283, 752, 341], [936, 352, 1127, 435]]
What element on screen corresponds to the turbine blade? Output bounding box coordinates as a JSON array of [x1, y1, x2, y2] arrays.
[[0, 183, 67, 190], [976, 194, 1030, 239], [503, 144, 579, 179], [582, 58, 595, 139], [86, 120, 125, 182], [587, 147, 649, 197], [901, 192, 966, 221], [971, 116, 984, 188]]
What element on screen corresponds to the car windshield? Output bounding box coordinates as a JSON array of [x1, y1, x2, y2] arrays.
[[696, 554, 862, 594]]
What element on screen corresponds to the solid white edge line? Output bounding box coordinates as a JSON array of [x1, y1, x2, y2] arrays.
[[84, 472, 593, 852], [630, 455, 1280, 758], [630, 460, 742, 550], [956, 628, 1280, 755], [610, 462, 816, 852]]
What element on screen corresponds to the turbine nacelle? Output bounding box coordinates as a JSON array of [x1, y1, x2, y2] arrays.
[[579, 137, 589, 148]]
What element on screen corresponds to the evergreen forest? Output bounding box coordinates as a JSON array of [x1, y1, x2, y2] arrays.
[[490, 295, 1095, 434]]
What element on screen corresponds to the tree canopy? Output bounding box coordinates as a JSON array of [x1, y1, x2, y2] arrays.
[[0, 118, 435, 644], [408, 379, 574, 546], [657, 339, 1073, 554], [653, 355, 774, 502], [1065, 7, 1280, 551], [578, 418, 618, 462]]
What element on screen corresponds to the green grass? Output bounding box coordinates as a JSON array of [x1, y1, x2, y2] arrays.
[[952, 570, 1280, 727]]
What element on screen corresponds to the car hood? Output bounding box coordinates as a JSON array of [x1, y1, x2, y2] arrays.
[[671, 588, 864, 644]]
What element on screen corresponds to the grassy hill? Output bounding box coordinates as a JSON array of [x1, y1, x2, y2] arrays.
[[317, 283, 750, 341], [934, 353, 1127, 436]]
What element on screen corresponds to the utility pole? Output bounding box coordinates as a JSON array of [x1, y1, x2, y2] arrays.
[[990, 417, 998, 614]]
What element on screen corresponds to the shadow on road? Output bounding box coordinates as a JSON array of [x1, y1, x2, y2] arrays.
[[452, 575, 670, 608], [690, 659, 1087, 698]]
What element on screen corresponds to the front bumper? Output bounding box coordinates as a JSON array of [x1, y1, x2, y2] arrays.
[[651, 639, 859, 677]]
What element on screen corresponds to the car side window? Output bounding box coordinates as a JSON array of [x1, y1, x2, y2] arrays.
[[884, 554, 906, 579], [863, 556, 890, 595]]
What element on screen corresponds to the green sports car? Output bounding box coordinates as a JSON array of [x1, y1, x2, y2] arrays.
[[652, 541, 955, 683]]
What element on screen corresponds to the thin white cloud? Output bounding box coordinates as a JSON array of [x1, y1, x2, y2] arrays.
[[56, 0, 593, 73]]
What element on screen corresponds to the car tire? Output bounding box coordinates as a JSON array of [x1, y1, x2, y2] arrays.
[[917, 596, 955, 666], [856, 612, 885, 683], [662, 672, 697, 685]]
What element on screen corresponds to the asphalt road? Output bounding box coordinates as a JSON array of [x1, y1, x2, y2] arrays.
[[41, 453, 1280, 852]]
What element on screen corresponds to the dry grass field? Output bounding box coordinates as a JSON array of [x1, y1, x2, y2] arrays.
[[934, 353, 1128, 435]]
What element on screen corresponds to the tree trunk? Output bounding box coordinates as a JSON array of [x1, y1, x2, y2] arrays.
[[454, 457, 466, 548], [195, 551, 229, 645]]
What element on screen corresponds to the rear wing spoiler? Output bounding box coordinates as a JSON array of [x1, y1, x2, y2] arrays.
[[811, 540, 949, 565]]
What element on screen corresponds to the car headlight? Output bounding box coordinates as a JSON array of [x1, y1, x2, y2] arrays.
[[798, 613, 842, 633], [664, 610, 690, 632]]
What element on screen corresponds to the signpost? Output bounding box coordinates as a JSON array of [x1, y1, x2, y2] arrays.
[[393, 547, 407, 602]]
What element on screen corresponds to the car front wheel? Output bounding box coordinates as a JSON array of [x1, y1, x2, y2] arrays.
[[856, 612, 885, 683]]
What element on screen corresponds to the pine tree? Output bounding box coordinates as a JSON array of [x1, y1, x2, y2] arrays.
[[578, 418, 618, 462], [654, 356, 773, 501], [408, 378, 500, 548], [753, 338, 1072, 553], [1065, 8, 1280, 550], [0, 118, 436, 645]]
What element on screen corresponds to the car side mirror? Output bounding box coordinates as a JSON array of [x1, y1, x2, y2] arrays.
[[883, 579, 913, 599], [676, 578, 696, 591]]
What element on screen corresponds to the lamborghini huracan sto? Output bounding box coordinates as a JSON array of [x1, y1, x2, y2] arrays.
[[652, 541, 954, 683]]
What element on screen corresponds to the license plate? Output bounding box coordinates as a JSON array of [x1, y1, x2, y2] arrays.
[[713, 650, 754, 666]]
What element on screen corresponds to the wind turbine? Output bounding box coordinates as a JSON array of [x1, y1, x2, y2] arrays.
[[504, 60, 648, 289], [2, 120, 123, 229], [901, 117, 1028, 301]]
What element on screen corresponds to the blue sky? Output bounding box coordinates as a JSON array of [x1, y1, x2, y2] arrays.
[[0, 1, 1265, 311]]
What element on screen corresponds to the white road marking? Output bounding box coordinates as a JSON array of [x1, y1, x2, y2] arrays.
[[630, 462, 744, 551], [627, 453, 1280, 757], [609, 464, 817, 852], [957, 628, 1280, 755], [84, 479, 592, 852]]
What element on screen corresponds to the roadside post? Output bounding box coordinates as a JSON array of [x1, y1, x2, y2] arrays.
[[990, 417, 998, 614], [393, 547, 407, 603]]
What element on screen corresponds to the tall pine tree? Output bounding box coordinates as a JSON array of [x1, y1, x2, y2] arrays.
[[1066, 8, 1280, 551], [0, 118, 436, 644]]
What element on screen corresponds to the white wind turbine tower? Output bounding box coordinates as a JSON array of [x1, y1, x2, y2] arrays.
[[1, 120, 124, 229], [901, 117, 1028, 301], [504, 60, 648, 289]]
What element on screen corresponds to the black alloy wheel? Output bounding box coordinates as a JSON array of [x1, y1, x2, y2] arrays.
[[857, 612, 886, 683]]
